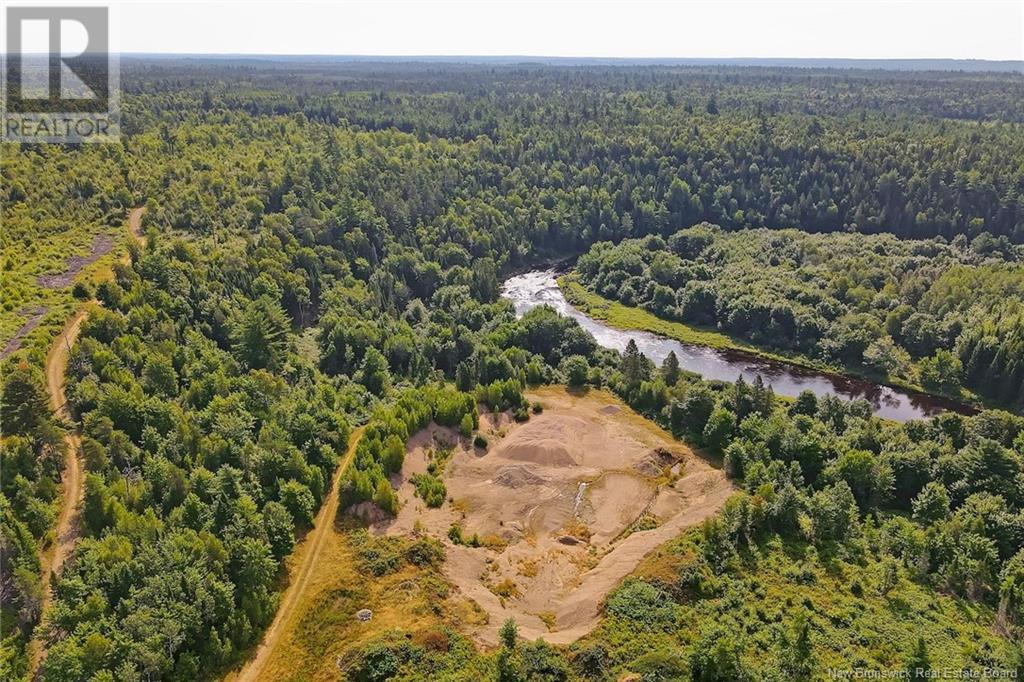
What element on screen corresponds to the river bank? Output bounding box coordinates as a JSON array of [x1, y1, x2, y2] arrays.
[[501, 269, 976, 422]]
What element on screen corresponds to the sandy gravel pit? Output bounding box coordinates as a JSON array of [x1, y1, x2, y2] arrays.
[[370, 386, 732, 645]]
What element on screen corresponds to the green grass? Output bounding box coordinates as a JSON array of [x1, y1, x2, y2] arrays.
[[1, 220, 131, 367], [560, 274, 771, 358], [559, 273, 984, 408], [584, 532, 1013, 678]]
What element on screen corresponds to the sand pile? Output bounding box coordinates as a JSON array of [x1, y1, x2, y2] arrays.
[[498, 438, 579, 466], [493, 465, 547, 488], [632, 447, 682, 477]]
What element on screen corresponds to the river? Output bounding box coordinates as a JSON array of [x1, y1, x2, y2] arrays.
[[501, 270, 973, 422]]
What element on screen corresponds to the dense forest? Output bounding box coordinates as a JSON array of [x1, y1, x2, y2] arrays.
[[1, 61, 1024, 679], [574, 226, 1024, 406]]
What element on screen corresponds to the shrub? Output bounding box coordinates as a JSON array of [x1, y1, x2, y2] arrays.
[[72, 281, 93, 300], [355, 534, 405, 576], [574, 643, 610, 679], [689, 629, 749, 682], [632, 649, 688, 681], [349, 642, 402, 682], [460, 412, 474, 438], [404, 536, 445, 567], [421, 630, 449, 652], [448, 524, 464, 544], [605, 579, 677, 626], [411, 473, 446, 508], [491, 579, 519, 599], [531, 401, 543, 414], [473, 434, 488, 449], [560, 354, 590, 387], [518, 640, 570, 681]]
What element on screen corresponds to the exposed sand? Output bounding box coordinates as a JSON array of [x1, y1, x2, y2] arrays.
[[1, 305, 48, 360], [36, 233, 115, 289], [371, 386, 732, 645]]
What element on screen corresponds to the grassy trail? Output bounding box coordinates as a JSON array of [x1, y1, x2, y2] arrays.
[[231, 426, 365, 682]]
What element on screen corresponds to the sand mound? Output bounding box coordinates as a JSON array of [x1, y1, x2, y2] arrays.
[[497, 438, 578, 466], [493, 465, 547, 488], [633, 447, 681, 477], [347, 501, 390, 524]]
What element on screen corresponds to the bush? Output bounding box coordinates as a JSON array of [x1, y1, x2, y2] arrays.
[[518, 640, 570, 681], [531, 401, 543, 414], [702, 407, 735, 451], [411, 473, 446, 508], [632, 649, 688, 681], [349, 643, 400, 682], [689, 629, 749, 682], [72, 281, 93, 300], [574, 644, 610, 679], [605, 579, 677, 626], [560, 354, 590, 387], [404, 536, 445, 567], [355, 534, 406, 576], [513, 406, 530, 422], [473, 434, 488, 449]]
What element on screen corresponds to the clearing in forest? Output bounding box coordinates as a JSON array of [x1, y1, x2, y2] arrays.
[[373, 386, 733, 645]]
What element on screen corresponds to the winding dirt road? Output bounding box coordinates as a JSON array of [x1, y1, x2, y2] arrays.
[[232, 426, 364, 682], [38, 310, 87, 597], [29, 207, 146, 672]]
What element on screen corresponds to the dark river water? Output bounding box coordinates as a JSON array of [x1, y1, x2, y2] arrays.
[[501, 270, 974, 422]]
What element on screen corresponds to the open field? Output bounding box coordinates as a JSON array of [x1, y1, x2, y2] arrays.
[[374, 386, 732, 645], [1, 211, 141, 364]]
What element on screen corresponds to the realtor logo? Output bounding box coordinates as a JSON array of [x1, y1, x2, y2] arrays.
[[2, 5, 119, 142]]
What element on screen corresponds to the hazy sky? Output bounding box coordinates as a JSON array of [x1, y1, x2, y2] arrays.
[[12, 0, 1024, 60]]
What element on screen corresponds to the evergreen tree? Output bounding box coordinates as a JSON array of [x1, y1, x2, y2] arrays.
[[499, 618, 519, 650], [779, 615, 814, 681], [620, 339, 647, 394], [661, 350, 681, 386], [906, 637, 931, 679], [1, 362, 51, 436]]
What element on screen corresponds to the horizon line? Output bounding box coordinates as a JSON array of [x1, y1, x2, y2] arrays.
[[110, 54, 1024, 74]]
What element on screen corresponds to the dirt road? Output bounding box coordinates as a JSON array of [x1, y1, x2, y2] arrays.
[[232, 426, 365, 682], [126, 207, 146, 246], [38, 310, 87, 590], [29, 207, 146, 672]]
